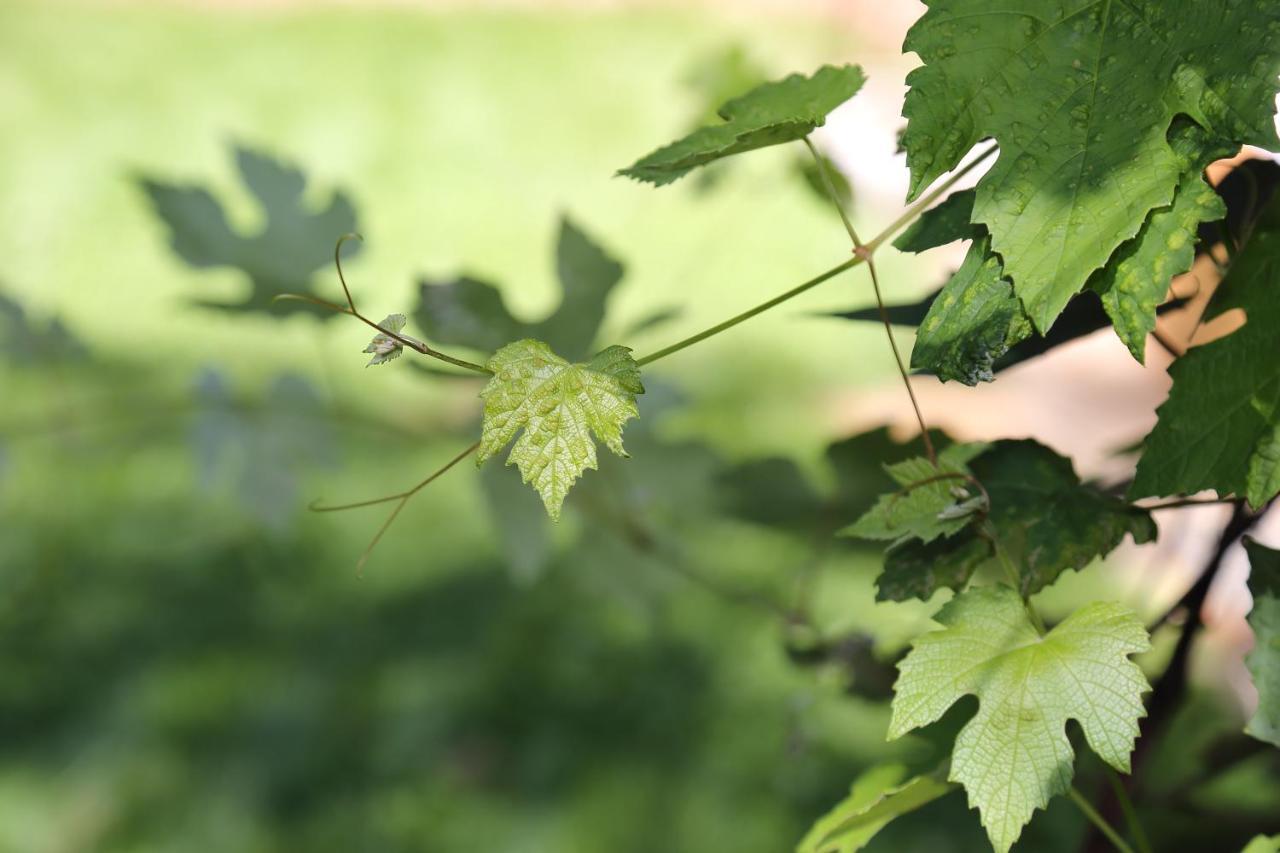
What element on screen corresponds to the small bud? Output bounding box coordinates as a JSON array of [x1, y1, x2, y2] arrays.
[[364, 314, 408, 366]]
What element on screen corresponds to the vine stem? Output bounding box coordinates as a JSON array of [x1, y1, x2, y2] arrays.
[[1069, 787, 1136, 853], [311, 440, 481, 575], [802, 135, 935, 463], [275, 234, 492, 376], [635, 141, 999, 369]]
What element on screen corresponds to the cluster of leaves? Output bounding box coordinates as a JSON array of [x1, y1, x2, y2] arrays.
[[193, 8, 1280, 851]]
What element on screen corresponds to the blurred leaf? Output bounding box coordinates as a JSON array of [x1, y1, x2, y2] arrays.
[[1243, 536, 1280, 747], [480, 461, 552, 585], [139, 145, 360, 316], [416, 216, 629, 361], [363, 313, 409, 366], [1132, 199, 1280, 508], [1243, 835, 1280, 853], [533, 217, 625, 360], [890, 587, 1150, 853], [620, 64, 865, 186], [477, 341, 643, 519], [839, 443, 987, 545], [797, 763, 954, 853], [795, 151, 853, 210], [0, 292, 88, 365], [190, 368, 337, 530], [892, 189, 975, 254], [718, 428, 950, 539], [618, 305, 683, 340]]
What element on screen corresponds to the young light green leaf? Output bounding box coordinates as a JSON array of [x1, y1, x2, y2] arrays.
[[477, 339, 643, 519], [892, 188, 976, 254], [1244, 537, 1280, 748], [620, 64, 866, 186], [875, 440, 1155, 602], [890, 586, 1151, 853], [1089, 128, 1227, 362], [911, 236, 1033, 385], [1132, 203, 1280, 508], [363, 314, 408, 366], [840, 442, 988, 544], [1242, 835, 1280, 853], [901, 0, 1280, 331], [797, 763, 954, 853]]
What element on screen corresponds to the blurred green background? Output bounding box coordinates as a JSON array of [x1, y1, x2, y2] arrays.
[[1, 2, 1275, 851]]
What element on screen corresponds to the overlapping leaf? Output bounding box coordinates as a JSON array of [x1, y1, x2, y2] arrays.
[[1132, 202, 1280, 508], [1244, 537, 1280, 748], [870, 441, 1155, 602], [140, 146, 360, 316], [890, 586, 1150, 852], [901, 0, 1280, 331], [477, 339, 643, 519], [1088, 126, 1228, 360], [840, 442, 988, 545], [797, 763, 954, 853], [620, 64, 865, 185]]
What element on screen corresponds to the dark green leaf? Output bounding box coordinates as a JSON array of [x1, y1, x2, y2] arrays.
[[1132, 201, 1280, 508], [910, 237, 1032, 386], [1243, 536, 1280, 748], [876, 440, 1156, 602], [620, 64, 866, 186], [901, 0, 1280, 331], [892, 189, 975, 253]]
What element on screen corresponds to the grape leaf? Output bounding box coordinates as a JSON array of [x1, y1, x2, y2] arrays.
[[892, 189, 976, 254], [139, 145, 360, 316], [901, 0, 1280, 331], [797, 763, 954, 853], [911, 236, 1031, 386], [416, 216, 628, 362], [363, 314, 409, 366], [477, 339, 643, 519], [1088, 126, 1228, 361], [875, 440, 1155, 602], [620, 64, 865, 186], [972, 440, 1156, 596], [1131, 202, 1280, 508], [889, 586, 1151, 853], [839, 442, 988, 544], [1244, 536, 1280, 748]]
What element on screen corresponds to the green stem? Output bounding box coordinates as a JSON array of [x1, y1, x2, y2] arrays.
[[802, 134, 936, 464], [864, 141, 999, 253], [803, 136, 862, 246], [1069, 787, 1136, 853], [635, 257, 861, 366], [1106, 768, 1152, 853], [635, 140, 1000, 367]]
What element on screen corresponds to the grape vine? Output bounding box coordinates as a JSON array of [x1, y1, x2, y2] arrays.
[[282, 8, 1280, 852]]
